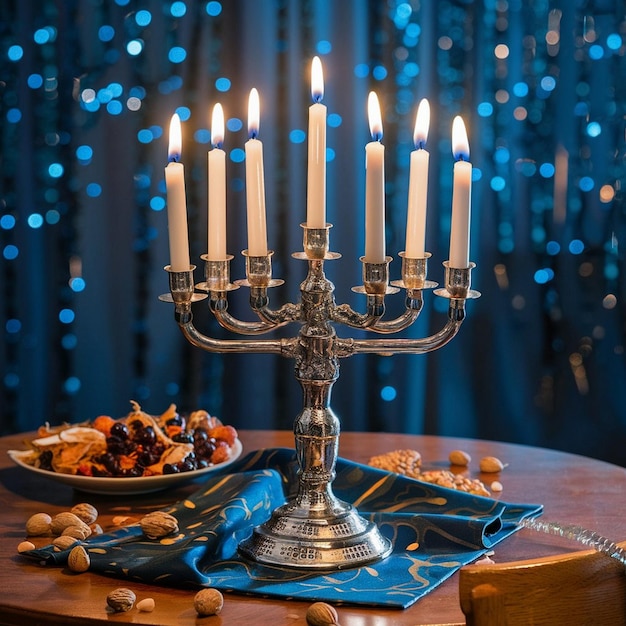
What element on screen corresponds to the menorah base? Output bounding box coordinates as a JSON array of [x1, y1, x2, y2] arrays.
[[238, 495, 392, 570]]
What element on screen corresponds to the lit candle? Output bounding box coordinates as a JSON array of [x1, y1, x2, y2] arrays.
[[307, 56, 327, 228], [449, 116, 472, 268], [245, 88, 268, 256], [405, 98, 430, 258], [165, 113, 191, 271], [208, 103, 227, 260], [364, 91, 386, 263]]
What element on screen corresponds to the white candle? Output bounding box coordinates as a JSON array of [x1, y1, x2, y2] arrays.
[[208, 103, 227, 260], [364, 91, 386, 263], [449, 115, 472, 268], [165, 113, 191, 271], [405, 98, 430, 258], [245, 88, 268, 256], [307, 56, 327, 229]]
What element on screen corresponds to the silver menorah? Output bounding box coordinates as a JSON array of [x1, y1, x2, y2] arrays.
[[161, 223, 479, 570]]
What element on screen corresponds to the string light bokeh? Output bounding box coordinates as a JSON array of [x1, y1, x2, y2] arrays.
[[1, 0, 625, 465]]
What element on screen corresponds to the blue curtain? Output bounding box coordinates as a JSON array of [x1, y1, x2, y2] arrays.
[[1, 0, 625, 465]]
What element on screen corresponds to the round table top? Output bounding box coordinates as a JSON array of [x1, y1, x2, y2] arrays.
[[2, 429, 625, 625]]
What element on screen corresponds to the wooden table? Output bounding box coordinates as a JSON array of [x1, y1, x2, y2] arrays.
[[2, 429, 626, 625]]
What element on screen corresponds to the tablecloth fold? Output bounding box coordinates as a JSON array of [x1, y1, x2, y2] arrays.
[[25, 447, 542, 608]]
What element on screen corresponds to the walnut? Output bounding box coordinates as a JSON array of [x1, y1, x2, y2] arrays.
[[140, 511, 179, 539], [193, 588, 224, 616], [67, 545, 90, 572], [306, 601, 340, 626], [25, 512, 52, 536], [50, 512, 85, 536], [106, 588, 136, 612], [52, 535, 79, 551], [70, 503, 98, 525]]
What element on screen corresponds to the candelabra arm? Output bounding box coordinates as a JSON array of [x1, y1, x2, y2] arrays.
[[346, 300, 465, 355], [210, 295, 286, 335], [367, 290, 424, 334], [179, 313, 290, 355]]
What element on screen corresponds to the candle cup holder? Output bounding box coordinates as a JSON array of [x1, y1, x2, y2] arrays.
[[161, 225, 478, 570], [196, 255, 239, 294], [434, 261, 481, 300]]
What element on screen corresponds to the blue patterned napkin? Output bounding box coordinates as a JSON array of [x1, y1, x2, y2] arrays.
[[25, 448, 542, 608]]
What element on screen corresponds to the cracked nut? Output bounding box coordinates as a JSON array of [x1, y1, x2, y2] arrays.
[[193, 588, 224, 616], [67, 545, 90, 572], [26, 512, 52, 536], [479, 456, 504, 473], [306, 601, 340, 626], [140, 511, 179, 539], [71, 503, 98, 525], [106, 587, 136, 612]]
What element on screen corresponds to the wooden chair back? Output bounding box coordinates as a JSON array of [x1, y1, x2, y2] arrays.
[[459, 541, 626, 625]]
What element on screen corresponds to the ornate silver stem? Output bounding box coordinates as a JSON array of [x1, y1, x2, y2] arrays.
[[160, 224, 479, 570]]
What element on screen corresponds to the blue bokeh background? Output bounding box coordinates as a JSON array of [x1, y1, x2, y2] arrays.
[[1, 0, 625, 465]]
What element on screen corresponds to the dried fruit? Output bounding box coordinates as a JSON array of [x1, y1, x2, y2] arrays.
[[479, 456, 504, 473], [71, 503, 98, 525], [306, 601, 340, 626], [25, 512, 52, 536], [50, 512, 85, 536], [136, 597, 155, 612], [17, 540, 35, 553], [448, 449, 471, 467], [67, 545, 90, 572], [193, 588, 224, 616], [140, 511, 179, 539], [106, 588, 136, 612]]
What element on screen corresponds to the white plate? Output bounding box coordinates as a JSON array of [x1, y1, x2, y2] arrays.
[[7, 439, 242, 495]]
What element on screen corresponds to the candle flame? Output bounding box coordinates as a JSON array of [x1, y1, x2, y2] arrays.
[[248, 88, 260, 139], [311, 56, 324, 103], [168, 113, 182, 162], [452, 116, 470, 161], [413, 98, 430, 149], [211, 103, 225, 148], [368, 91, 383, 142]]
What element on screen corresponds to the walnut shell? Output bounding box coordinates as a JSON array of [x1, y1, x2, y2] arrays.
[[67, 545, 90, 572], [306, 601, 340, 626], [52, 535, 80, 551], [50, 512, 84, 536], [25, 512, 52, 536], [193, 588, 224, 616], [62, 524, 92, 540], [140, 511, 179, 539], [106, 587, 136, 612], [71, 502, 98, 525]]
